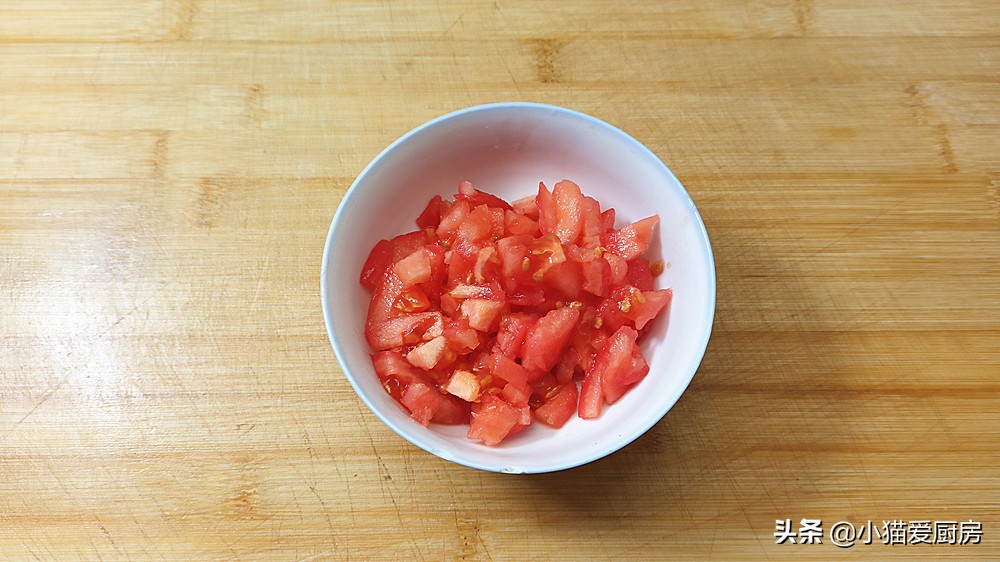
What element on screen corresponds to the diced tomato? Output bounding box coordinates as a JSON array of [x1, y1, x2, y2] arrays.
[[579, 196, 603, 247], [395, 286, 430, 313], [490, 352, 530, 391], [372, 350, 430, 401], [626, 258, 654, 292], [487, 207, 505, 240], [368, 312, 441, 351], [448, 282, 504, 301], [422, 244, 447, 300], [360, 230, 430, 291], [437, 200, 470, 241], [552, 180, 584, 245], [504, 209, 539, 236], [440, 292, 460, 317], [536, 182, 557, 235], [362, 180, 671, 445], [443, 319, 481, 353], [581, 257, 613, 297], [602, 215, 659, 262], [578, 364, 603, 419], [394, 247, 432, 287], [366, 269, 403, 332], [598, 285, 672, 331], [432, 394, 471, 425], [529, 373, 559, 408], [360, 239, 393, 290], [446, 250, 474, 287], [473, 246, 499, 284], [633, 288, 672, 330], [542, 260, 584, 301], [401, 383, 440, 426], [406, 335, 446, 370], [605, 252, 628, 285], [501, 382, 531, 406], [535, 383, 578, 428], [495, 312, 537, 358], [506, 287, 545, 307], [624, 343, 649, 387], [511, 194, 539, 219], [528, 234, 566, 277], [496, 235, 532, 292], [389, 230, 430, 264], [416, 195, 450, 229], [595, 326, 641, 405], [460, 298, 504, 332], [468, 394, 521, 446], [553, 352, 576, 384], [456, 180, 513, 211], [521, 307, 580, 374], [459, 204, 494, 244], [600, 208, 615, 233], [444, 369, 481, 401]]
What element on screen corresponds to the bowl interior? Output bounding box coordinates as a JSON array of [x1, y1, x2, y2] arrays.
[[323, 103, 714, 473]]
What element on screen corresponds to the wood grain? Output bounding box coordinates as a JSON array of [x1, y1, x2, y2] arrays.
[[1, 1, 998, 560]]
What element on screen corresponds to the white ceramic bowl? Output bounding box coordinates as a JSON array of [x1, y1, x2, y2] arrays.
[[321, 103, 715, 473]]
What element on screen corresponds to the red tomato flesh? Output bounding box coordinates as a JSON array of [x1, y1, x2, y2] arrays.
[[360, 181, 672, 444]]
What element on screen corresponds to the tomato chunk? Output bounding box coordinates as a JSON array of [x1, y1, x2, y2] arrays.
[[521, 307, 581, 374], [535, 383, 578, 428], [603, 215, 659, 262], [468, 394, 521, 446]]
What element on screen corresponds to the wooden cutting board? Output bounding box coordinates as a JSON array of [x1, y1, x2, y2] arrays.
[[1, 1, 998, 559]]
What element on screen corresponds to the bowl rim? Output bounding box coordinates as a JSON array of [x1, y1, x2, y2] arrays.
[[321, 102, 716, 473]]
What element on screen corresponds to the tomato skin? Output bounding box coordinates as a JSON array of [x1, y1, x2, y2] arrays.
[[521, 307, 581, 374], [605, 252, 628, 286]]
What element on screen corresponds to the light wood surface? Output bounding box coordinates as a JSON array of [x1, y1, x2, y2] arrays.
[[2, 1, 998, 560]]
